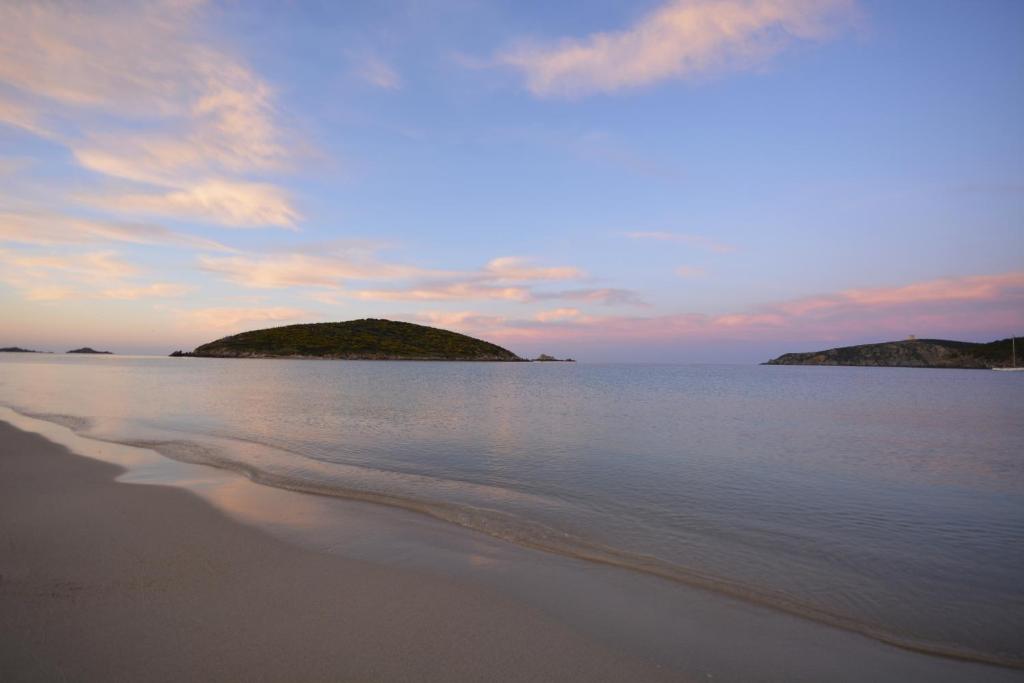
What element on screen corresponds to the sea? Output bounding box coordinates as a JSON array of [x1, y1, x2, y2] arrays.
[[1, 353, 1022, 670]]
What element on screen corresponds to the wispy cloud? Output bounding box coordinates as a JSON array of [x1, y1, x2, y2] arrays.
[[537, 287, 648, 306], [101, 282, 195, 300], [177, 306, 313, 332], [675, 265, 706, 278], [414, 310, 508, 329], [484, 256, 585, 282], [0, 248, 190, 302], [199, 249, 436, 289], [349, 268, 644, 306], [429, 271, 1024, 349], [498, 0, 857, 97], [85, 181, 300, 230], [535, 307, 582, 322], [625, 231, 736, 253], [840, 274, 1024, 307], [197, 247, 636, 308], [0, 209, 232, 251], [353, 282, 535, 303], [355, 55, 402, 90], [0, 1, 299, 228], [0, 97, 52, 138]]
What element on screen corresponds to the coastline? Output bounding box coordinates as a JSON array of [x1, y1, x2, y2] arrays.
[[2, 405, 1021, 682], [0, 421, 674, 682]]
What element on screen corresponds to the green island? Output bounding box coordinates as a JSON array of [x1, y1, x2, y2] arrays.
[[764, 337, 1016, 369], [173, 319, 525, 361]]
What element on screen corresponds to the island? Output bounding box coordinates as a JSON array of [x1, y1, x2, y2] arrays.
[[177, 319, 526, 361], [534, 354, 576, 362], [764, 337, 1016, 369], [0, 347, 46, 353], [66, 347, 113, 355]]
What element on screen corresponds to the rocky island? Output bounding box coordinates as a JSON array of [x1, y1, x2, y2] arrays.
[[176, 319, 525, 361], [67, 347, 113, 354], [764, 337, 1016, 369]]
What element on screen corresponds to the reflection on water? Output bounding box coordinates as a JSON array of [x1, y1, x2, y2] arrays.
[[0, 354, 1022, 666]]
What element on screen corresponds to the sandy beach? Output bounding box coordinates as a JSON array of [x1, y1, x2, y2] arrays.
[[0, 421, 676, 682]]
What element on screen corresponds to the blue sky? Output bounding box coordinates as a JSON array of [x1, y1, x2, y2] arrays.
[[1, 0, 1022, 360]]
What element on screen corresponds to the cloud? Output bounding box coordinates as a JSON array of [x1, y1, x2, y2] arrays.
[[101, 283, 195, 300], [355, 56, 402, 90], [436, 271, 1024, 348], [0, 1, 298, 228], [0, 248, 190, 302], [350, 279, 646, 306], [0, 250, 139, 282], [840, 274, 1024, 307], [626, 231, 736, 253], [535, 308, 582, 322], [178, 306, 313, 332], [0, 97, 52, 137], [354, 282, 535, 303], [0, 209, 232, 251], [498, 0, 857, 97], [675, 265, 706, 278], [350, 258, 644, 306], [87, 180, 300, 229], [0, 247, 197, 303], [199, 250, 433, 289], [484, 256, 585, 281], [538, 287, 648, 306], [199, 247, 626, 307], [414, 310, 508, 329]]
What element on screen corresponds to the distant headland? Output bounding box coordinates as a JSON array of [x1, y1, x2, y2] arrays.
[[66, 347, 113, 355], [0, 347, 48, 353], [764, 338, 1016, 369], [172, 319, 526, 361]]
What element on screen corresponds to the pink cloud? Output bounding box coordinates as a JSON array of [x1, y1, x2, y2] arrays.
[[499, 0, 857, 98], [457, 271, 1024, 349], [840, 273, 1024, 306], [535, 308, 582, 322], [177, 306, 313, 333], [675, 265, 707, 278], [484, 256, 585, 281]]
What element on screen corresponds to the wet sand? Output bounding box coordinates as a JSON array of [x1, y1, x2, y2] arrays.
[[0, 422, 676, 682]]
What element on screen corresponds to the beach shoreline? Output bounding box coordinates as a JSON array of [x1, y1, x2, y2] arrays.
[[3, 408, 1021, 683], [0, 420, 676, 682]]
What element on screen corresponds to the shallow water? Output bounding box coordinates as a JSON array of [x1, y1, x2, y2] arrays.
[[1, 354, 1022, 666]]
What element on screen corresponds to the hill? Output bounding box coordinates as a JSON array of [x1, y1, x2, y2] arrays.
[[764, 338, 1016, 369], [185, 319, 524, 361], [67, 347, 113, 354]]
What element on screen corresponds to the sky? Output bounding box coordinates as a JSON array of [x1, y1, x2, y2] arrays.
[[0, 0, 1022, 362]]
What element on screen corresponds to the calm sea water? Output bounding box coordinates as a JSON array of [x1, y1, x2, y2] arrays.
[[1, 354, 1022, 666]]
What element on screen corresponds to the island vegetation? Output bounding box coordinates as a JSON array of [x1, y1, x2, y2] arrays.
[[66, 347, 113, 355], [764, 337, 1017, 369], [178, 319, 525, 361]]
